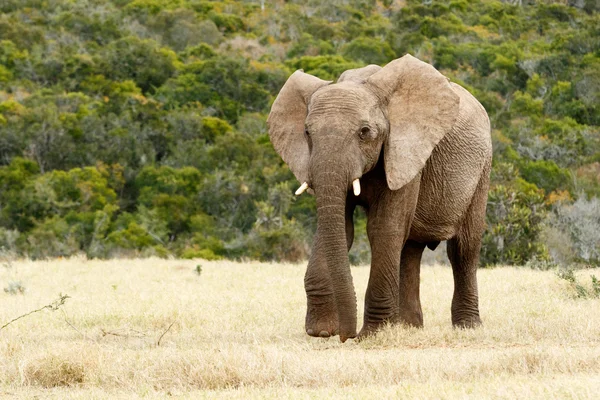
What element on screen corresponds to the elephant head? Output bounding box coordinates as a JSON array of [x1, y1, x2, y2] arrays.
[[267, 54, 460, 340]]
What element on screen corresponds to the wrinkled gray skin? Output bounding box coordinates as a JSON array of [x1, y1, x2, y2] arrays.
[[268, 55, 492, 342]]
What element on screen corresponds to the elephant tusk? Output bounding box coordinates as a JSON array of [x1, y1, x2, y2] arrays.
[[352, 179, 361, 196], [295, 182, 309, 195]]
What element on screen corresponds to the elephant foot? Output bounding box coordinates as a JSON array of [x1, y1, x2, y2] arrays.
[[356, 321, 388, 341], [452, 314, 482, 329], [306, 324, 338, 338], [398, 309, 424, 328], [305, 298, 339, 338]]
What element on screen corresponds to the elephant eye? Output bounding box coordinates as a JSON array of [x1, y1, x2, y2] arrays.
[[304, 129, 310, 137], [359, 126, 372, 140]]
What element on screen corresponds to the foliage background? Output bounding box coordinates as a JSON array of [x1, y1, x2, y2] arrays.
[[0, 0, 598, 266]]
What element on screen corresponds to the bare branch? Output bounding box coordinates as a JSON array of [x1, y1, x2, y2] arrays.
[[101, 327, 147, 338], [0, 293, 70, 332], [157, 320, 177, 346]]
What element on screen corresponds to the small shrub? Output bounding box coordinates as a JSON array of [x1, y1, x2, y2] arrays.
[[591, 275, 600, 297], [556, 269, 600, 299], [557, 268, 576, 283], [3, 280, 25, 295]]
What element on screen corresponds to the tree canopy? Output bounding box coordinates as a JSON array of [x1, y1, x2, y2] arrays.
[[1, 0, 599, 266]]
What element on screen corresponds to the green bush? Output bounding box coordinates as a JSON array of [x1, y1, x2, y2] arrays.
[[287, 34, 334, 58], [201, 117, 233, 143], [99, 36, 177, 93], [207, 11, 245, 33], [285, 56, 362, 81], [519, 159, 572, 194], [246, 222, 306, 262], [107, 221, 160, 252], [482, 172, 549, 266], [342, 37, 395, 65], [0, 158, 40, 230], [181, 247, 222, 260], [25, 217, 81, 259]]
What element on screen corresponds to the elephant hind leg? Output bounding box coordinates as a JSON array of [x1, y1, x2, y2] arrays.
[[447, 170, 489, 328], [447, 236, 482, 328], [398, 240, 426, 327]]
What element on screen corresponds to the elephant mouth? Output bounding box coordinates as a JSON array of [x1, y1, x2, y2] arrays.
[[295, 178, 361, 197]]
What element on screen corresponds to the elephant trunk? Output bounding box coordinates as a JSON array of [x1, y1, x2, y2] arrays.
[[312, 167, 357, 342]]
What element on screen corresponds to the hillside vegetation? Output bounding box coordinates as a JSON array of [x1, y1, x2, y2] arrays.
[[0, 0, 599, 265], [1, 259, 599, 398]]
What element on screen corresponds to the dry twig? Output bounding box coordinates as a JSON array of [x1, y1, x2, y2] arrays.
[[157, 320, 177, 346], [101, 327, 147, 338]]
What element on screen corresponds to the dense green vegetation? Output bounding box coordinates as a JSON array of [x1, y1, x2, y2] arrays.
[[1, 0, 599, 266]]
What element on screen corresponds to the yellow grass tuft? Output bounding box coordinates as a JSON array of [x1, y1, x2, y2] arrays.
[[1, 258, 599, 398]]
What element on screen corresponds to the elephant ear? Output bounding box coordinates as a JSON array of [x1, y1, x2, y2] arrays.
[[366, 54, 460, 190], [267, 70, 331, 183]]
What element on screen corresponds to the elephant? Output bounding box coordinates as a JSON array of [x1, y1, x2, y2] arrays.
[[267, 54, 492, 342]]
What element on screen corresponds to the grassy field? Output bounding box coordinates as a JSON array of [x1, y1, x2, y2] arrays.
[[1, 258, 599, 399]]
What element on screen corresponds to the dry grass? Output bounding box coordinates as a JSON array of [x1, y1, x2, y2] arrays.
[[1, 258, 599, 399]]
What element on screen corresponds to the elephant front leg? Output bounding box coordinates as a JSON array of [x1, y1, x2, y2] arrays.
[[358, 179, 419, 339], [358, 230, 404, 339], [304, 248, 339, 338]]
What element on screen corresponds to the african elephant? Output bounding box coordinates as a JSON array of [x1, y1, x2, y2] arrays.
[[267, 54, 492, 342]]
